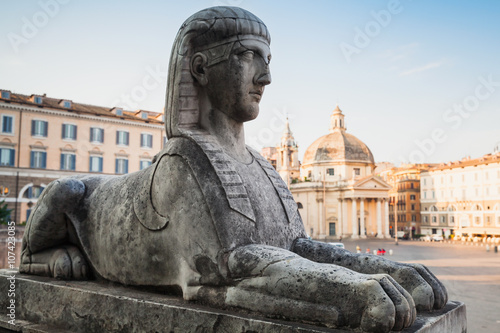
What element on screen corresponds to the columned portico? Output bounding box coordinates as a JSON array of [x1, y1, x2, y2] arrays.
[[376, 198, 383, 238], [359, 199, 366, 238], [351, 198, 358, 239], [342, 199, 348, 237], [337, 199, 343, 237]]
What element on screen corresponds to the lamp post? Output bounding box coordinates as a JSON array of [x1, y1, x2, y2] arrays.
[[394, 185, 399, 246]]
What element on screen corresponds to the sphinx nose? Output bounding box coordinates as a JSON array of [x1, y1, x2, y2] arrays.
[[256, 70, 272, 86]]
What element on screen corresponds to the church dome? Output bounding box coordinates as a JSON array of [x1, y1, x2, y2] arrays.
[[302, 105, 374, 166]]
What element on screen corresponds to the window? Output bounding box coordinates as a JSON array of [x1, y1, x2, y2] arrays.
[[327, 168, 334, 176], [31, 120, 48, 137], [62, 124, 77, 140], [410, 183, 414, 189], [140, 159, 152, 170], [1, 115, 13, 134], [90, 127, 104, 143], [297, 202, 303, 209], [63, 101, 71, 108], [412, 215, 416, 222], [450, 216, 455, 223], [60, 153, 76, 171], [0, 148, 15, 166], [115, 158, 128, 174], [141, 113, 148, 119], [23, 185, 45, 199], [354, 168, 361, 176], [1, 91, 10, 99], [432, 216, 436, 223], [410, 195, 416, 200], [140, 133, 153, 148], [89, 156, 103, 173], [440, 216, 446, 223], [30, 151, 47, 169], [424, 192, 427, 199], [411, 204, 415, 211], [116, 131, 129, 146], [424, 216, 428, 223], [115, 108, 123, 116], [34, 96, 42, 104]]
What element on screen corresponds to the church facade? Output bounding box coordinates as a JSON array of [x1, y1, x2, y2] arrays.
[[276, 106, 392, 240]]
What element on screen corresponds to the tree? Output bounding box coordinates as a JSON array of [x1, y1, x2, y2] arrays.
[[0, 199, 12, 224]]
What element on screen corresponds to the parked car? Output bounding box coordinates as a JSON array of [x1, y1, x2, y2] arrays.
[[422, 235, 432, 242], [431, 234, 444, 242]]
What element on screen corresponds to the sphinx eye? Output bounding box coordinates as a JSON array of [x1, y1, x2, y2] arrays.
[[239, 50, 255, 60]]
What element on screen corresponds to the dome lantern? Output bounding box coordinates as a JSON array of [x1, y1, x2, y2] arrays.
[[329, 104, 346, 133]]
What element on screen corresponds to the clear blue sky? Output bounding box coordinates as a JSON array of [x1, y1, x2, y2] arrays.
[[2, 0, 500, 165]]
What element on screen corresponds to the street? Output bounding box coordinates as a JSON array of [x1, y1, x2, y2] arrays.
[[339, 238, 500, 333]]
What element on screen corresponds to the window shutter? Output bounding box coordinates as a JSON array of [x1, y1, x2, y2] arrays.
[[60, 154, 64, 170], [149, 135, 153, 148], [74, 126, 77, 140], [9, 149, 15, 166], [31, 120, 35, 136], [71, 154, 76, 170], [115, 159, 119, 173], [140, 134, 144, 147], [101, 129, 104, 143], [116, 131, 119, 144], [99, 157, 103, 172], [125, 132, 129, 145], [30, 151, 35, 168], [90, 128, 94, 142], [89, 157, 92, 172], [27, 187, 33, 199], [62, 124, 66, 139], [43, 121, 48, 137], [42, 152, 47, 169], [124, 159, 128, 174]]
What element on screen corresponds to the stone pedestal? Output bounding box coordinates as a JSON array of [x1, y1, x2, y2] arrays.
[[0, 270, 466, 333]]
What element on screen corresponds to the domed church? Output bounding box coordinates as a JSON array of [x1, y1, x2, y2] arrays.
[[290, 105, 392, 240]]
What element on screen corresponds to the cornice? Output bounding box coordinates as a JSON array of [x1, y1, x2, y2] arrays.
[[0, 102, 164, 130]]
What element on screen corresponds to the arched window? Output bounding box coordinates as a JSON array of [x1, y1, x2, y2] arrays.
[[23, 185, 45, 199], [297, 202, 303, 209]]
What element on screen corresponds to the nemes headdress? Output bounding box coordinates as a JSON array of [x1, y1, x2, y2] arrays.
[[165, 6, 270, 138]]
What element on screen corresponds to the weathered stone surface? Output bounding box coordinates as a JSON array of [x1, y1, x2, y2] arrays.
[[0, 271, 466, 333]]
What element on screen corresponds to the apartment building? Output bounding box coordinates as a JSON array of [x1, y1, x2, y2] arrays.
[[0, 89, 164, 223], [420, 153, 500, 238], [380, 164, 435, 238]]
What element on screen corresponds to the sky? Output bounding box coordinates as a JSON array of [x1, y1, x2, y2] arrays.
[[1, 0, 500, 166]]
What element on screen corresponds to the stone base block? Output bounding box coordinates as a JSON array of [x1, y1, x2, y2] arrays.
[[0, 270, 466, 333]]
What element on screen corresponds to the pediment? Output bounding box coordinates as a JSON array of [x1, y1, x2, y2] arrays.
[[353, 176, 391, 190]]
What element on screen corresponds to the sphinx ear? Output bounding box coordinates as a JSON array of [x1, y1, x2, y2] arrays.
[[191, 52, 209, 86]]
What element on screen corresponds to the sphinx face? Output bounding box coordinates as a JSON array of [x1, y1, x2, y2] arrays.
[[204, 39, 272, 123]]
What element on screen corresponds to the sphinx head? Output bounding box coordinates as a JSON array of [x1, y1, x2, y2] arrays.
[[165, 7, 272, 138]]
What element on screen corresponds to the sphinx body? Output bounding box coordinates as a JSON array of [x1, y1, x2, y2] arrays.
[[20, 6, 447, 332]]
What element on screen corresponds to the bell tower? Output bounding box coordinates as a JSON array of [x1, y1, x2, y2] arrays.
[[277, 118, 300, 187]]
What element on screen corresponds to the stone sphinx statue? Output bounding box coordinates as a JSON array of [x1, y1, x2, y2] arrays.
[[20, 7, 447, 332]]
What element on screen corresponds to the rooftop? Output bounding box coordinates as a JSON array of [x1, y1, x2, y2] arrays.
[[0, 90, 164, 125]]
